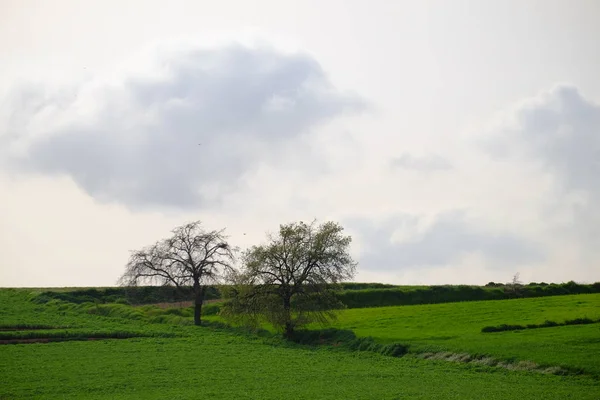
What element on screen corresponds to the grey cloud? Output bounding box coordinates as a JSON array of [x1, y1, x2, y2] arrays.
[[518, 85, 600, 196], [482, 84, 600, 257], [347, 211, 542, 272], [484, 84, 600, 196], [391, 153, 453, 171], [2, 43, 366, 210]]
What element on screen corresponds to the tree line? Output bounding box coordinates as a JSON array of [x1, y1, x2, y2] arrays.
[[37, 280, 600, 311], [118, 220, 357, 338]]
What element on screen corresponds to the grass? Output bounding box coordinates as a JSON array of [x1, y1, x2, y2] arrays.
[[3, 331, 600, 399], [326, 293, 600, 375], [1, 289, 599, 399]]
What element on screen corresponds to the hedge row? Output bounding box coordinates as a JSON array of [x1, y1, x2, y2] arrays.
[[335, 281, 600, 309], [34, 286, 221, 305], [481, 317, 600, 333], [33, 281, 600, 309]]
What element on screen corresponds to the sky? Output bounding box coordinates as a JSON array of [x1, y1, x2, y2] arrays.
[[1, 0, 599, 287]]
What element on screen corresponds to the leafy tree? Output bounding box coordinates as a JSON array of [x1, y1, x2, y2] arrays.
[[222, 220, 356, 338], [118, 221, 235, 325]]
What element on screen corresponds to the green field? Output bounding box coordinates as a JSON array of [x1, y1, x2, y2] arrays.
[[1, 289, 599, 399], [327, 294, 600, 375]]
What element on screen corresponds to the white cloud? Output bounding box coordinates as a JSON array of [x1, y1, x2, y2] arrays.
[[0, 41, 366, 211], [1, 34, 598, 287], [327, 84, 599, 284], [391, 153, 453, 172], [346, 210, 542, 272], [482, 84, 600, 268]]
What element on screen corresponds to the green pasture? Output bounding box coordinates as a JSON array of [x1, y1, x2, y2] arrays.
[[1, 289, 599, 399], [328, 293, 600, 374]]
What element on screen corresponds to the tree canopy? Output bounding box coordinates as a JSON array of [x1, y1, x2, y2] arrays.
[[118, 221, 235, 325], [222, 220, 356, 338]]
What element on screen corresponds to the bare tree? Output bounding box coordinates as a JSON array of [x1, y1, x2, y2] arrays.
[[222, 220, 356, 339], [506, 272, 523, 298], [118, 221, 235, 325]]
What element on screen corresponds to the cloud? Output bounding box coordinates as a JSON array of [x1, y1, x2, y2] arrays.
[[390, 153, 453, 171], [0, 42, 366, 210], [483, 84, 600, 194], [350, 84, 599, 282], [347, 210, 542, 272], [482, 84, 600, 262]]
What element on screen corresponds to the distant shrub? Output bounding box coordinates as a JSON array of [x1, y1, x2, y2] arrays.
[[485, 282, 503, 287], [334, 283, 398, 290], [482, 317, 599, 333], [481, 324, 525, 333], [290, 328, 409, 358], [540, 320, 558, 328], [563, 317, 593, 325], [381, 343, 409, 357]]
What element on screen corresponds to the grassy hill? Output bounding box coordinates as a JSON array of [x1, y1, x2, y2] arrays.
[[326, 293, 600, 375], [1, 288, 599, 399]]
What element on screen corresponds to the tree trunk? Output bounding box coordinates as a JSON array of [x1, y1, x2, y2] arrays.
[[194, 284, 204, 326], [284, 321, 294, 339], [283, 296, 293, 339]]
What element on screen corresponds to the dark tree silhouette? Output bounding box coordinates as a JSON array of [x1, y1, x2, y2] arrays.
[[118, 221, 235, 325]]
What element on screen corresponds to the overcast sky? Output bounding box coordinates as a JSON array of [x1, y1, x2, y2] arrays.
[[1, 0, 599, 287]]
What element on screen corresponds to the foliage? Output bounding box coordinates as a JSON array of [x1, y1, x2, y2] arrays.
[[335, 281, 600, 308], [222, 220, 356, 338], [36, 281, 599, 311], [33, 286, 222, 305], [505, 272, 524, 298], [290, 328, 409, 357], [481, 317, 599, 333], [334, 282, 399, 290]]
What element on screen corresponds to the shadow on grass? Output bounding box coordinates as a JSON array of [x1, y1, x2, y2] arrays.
[[200, 321, 598, 378], [201, 321, 410, 358], [0, 329, 176, 345], [0, 324, 69, 331]]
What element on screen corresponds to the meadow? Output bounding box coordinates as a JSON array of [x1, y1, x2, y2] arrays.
[[327, 294, 600, 375], [1, 288, 599, 399]]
